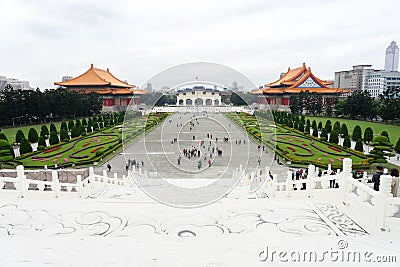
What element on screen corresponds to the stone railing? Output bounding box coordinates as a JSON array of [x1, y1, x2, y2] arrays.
[[262, 158, 400, 231]]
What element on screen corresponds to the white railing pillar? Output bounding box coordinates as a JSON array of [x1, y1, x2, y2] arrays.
[[376, 175, 393, 230], [102, 170, 108, 182], [307, 164, 316, 198], [16, 165, 27, 198], [340, 158, 352, 205], [52, 170, 60, 198], [77, 175, 82, 197], [286, 171, 292, 197]]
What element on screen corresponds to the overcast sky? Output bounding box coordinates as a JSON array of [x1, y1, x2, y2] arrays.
[[1, 0, 399, 90]]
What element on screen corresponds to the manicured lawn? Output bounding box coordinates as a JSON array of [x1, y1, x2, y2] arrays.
[[225, 112, 371, 169], [7, 112, 169, 168], [305, 116, 400, 143], [0, 122, 63, 143]]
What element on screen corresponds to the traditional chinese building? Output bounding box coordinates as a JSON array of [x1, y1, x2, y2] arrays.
[[176, 86, 221, 106], [55, 64, 146, 112], [253, 63, 347, 110]]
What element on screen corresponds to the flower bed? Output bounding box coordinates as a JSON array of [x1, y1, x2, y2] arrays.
[[287, 146, 296, 152], [44, 146, 62, 154], [328, 146, 342, 152], [91, 146, 104, 153]]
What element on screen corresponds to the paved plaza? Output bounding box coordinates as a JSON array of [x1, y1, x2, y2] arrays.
[[102, 112, 289, 180]]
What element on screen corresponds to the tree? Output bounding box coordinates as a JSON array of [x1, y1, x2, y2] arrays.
[[49, 131, 60, 145], [329, 129, 339, 144], [298, 122, 305, 132], [364, 127, 374, 144], [317, 121, 323, 130], [87, 120, 93, 133], [355, 139, 364, 152], [352, 125, 362, 141], [395, 138, 400, 154], [78, 124, 86, 136], [305, 124, 311, 135], [311, 120, 317, 131], [304, 92, 323, 115], [50, 123, 57, 134], [333, 121, 341, 133], [0, 132, 8, 141], [378, 87, 400, 121], [82, 118, 88, 126], [16, 130, 25, 144], [312, 127, 319, 137], [369, 136, 394, 160], [343, 90, 377, 119], [75, 119, 81, 128], [19, 137, 32, 155], [381, 131, 390, 143], [289, 95, 303, 115], [28, 128, 39, 143], [343, 135, 351, 148], [60, 121, 68, 132], [38, 136, 47, 147], [71, 126, 80, 138], [340, 123, 348, 137], [60, 129, 70, 141], [325, 120, 332, 133], [320, 128, 328, 141], [68, 120, 75, 131], [40, 125, 49, 138]]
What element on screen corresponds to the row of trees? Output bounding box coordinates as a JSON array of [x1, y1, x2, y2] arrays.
[[272, 111, 400, 162], [289, 91, 337, 115], [288, 88, 400, 122], [0, 112, 126, 156], [0, 88, 102, 127]]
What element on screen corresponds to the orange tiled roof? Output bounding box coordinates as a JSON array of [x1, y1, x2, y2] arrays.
[[262, 63, 346, 95], [250, 89, 264, 94], [55, 64, 135, 88], [69, 87, 147, 95]]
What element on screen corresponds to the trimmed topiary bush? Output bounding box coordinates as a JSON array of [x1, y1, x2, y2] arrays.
[[68, 120, 75, 131], [71, 126, 80, 138], [16, 130, 25, 144], [317, 121, 323, 130], [352, 125, 362, 141], [19, 137, 32, 155], [364, 127, 373, 144], [329, 129, 339, 144], [0, 132, 8, 142], [305, 124, 311, 135], [50, 123, 57, 134], [343, 135, 351, 148], [333, 121, 340, 133], [325, 120, 332, 133], [340, 123, 348, 137], [312, 127, 318, 137], [28, 128, 39, 143], [0, 139, 14, 161], [355, 138, 363, 152], [37, 145, 45, 151], [320, 128, 328, 141], [395, 138, 400, 154], [49, 131, 60, 146], [381, 131, 390, 143], [78, 125, 85, 135], [38, 136, 47, 147], [60, 121, 68, 132], [40, 125, 49, 138], [60, 129, 70, 141]]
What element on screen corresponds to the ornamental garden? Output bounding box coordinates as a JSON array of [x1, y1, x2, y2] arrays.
[[0, 111, 169, 169], [226, 111, 400, 170]]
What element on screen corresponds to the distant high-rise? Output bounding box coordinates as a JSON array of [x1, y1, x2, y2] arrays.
[[384, 41, 399, 72]]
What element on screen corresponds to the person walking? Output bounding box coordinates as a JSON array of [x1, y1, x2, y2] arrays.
[[107, 163, 111, 172], [372, 165, 384, 191]]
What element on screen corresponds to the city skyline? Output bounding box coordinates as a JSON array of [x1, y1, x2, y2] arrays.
[[0, 0, 399, 89]]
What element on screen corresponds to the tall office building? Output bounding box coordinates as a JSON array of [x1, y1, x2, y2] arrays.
[[384, 41, 399, 72]]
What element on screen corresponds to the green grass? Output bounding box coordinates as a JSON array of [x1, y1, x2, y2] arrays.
[[225, 112, 370, 168], [305, 116, 400, 143], [6, 112, 170, 168], [1, 122, 63, 143]]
